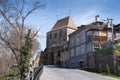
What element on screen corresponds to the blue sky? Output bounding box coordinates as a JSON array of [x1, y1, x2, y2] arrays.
[[26, 0, 120, 50]]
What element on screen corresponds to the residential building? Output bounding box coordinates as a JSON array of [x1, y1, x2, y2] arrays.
[[30, 52, 41, 68], [44, 15, 120, 69], [39, 51, 45, 65], [68, 16, 108, 68], [45, 16, 77, 67], [69, 25, 88, 68], [114, 24, 120, 41]]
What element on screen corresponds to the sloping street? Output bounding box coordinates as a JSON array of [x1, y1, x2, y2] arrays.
[[39, 65, 117, 80]]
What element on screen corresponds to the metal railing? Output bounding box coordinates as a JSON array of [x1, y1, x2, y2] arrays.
[[33, 65, 43, 80]]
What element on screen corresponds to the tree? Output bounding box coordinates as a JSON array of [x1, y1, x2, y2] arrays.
[[117, 65, 120, 76], [106, 64, 110, 75], [0, 0, 44, 79], [98, 64, 102, 73], [0, 50, 12, 79], [115, 42, 120, 57]]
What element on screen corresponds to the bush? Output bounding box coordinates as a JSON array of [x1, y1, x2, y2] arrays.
[[106, 64, 110, 75], [117, 65, 120, 76], [98, 64, 102, 73], [94, 47, 112, 56]]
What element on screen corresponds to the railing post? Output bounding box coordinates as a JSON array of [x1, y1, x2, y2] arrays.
[[33, 65, 43, 80]]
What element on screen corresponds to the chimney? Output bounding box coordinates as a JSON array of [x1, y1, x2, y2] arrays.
[[95, 15, 99, 22], [109, 19, 113, 25], [107, 18, 113, 28]]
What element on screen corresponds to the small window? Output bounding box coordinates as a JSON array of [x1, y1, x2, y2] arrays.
[[71, 49, 74, 57], [60, 31, 62, 37], [54, 33, 57, 38], [94, 43, 99, 48], [93, 30, 99, 35], [50, 34, 52, 39]]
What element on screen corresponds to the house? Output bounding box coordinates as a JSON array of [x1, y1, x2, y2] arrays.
[[30, 52, 41, 69], [68, 16, 109, 68], [114, 24, 120, 41], [45, 16, 77, 67], [39, 51, 45, 65], [69, 25, 88, 68]]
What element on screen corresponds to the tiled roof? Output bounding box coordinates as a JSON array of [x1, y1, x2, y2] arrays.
[[86, 21, 107, 30], [50, 16, 77, 31], [114, 24, 120, 29]]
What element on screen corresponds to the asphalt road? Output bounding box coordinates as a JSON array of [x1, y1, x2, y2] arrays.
[[40, 65, 117, 80]]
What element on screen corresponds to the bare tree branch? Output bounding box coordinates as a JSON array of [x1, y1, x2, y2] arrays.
[[0, 0, 44, 79]]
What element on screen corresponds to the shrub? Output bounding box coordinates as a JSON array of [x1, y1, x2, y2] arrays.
[[106, 64, 110, 75], [117, 65, 120, 76], [98, 64, 102, 73]]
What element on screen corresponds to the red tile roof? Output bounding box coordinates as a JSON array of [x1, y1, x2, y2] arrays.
[[50, 16, 77, 31]]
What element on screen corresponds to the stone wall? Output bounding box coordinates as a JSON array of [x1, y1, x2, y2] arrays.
[[88, 55, 95, 69], [95, 54, 114, 72], [88, 52, 120, 74]]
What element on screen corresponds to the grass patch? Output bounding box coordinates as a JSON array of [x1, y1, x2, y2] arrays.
[[100, 72, 120, 79], [84, 68, 120, 79]]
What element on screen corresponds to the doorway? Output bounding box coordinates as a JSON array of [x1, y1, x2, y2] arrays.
[[79, 60, 84, 68], [50, 52, 54, 65]]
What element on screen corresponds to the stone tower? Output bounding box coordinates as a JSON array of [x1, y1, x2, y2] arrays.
[[45, 16, 77, 65]]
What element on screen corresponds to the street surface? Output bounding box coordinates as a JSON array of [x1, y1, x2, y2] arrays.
[[40, 65, 117, 80]]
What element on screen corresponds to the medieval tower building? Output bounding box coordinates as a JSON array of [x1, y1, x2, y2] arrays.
[[45, 16, 77, 66]]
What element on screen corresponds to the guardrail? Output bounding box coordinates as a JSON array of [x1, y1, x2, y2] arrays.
[[33, 65, 43, 80]]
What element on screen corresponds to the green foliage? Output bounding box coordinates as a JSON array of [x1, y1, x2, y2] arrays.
[[20, 30, 34, 79], [117, 65, 120, 76], [98, 64, 102, 73], [100, 72, 120, 79], [115, 42, 120, 57], [106, 64, 110, 75], [0, 75, 5, 80], [0, 67, 20, 80], [94, 47, 113, 56]]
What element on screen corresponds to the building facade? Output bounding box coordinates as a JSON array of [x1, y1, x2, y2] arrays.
[[68, 16, 108, 68], [45, 16, 77, 67], [45, 15, 120, 69], [69, 25, 88, 68]]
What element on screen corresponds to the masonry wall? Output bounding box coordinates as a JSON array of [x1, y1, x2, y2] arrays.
[[69, 27, 89, 68], [46, 27, 77, 65], [88, 55, 95, 69], [95, 54, 114, 72], [47, 28, 67, 48]]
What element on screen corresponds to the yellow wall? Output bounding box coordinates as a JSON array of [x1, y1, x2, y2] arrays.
[[99, 31, 106, 36]]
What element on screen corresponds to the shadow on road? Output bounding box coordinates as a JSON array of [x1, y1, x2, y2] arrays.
[[45, 65, 58, 68], [44, 65, 77, 70]]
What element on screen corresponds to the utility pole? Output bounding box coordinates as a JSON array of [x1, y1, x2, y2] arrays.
[[110, 19, 114, 45], [109, 18, 116, 74], [105, 18, 116, 73]]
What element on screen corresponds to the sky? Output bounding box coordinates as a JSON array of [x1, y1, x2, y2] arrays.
[[25, 0, 120, 50]]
